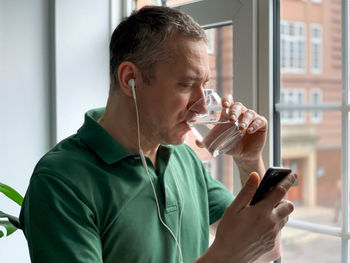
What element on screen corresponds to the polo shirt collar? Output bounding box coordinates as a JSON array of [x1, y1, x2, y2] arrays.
[[77, 108, 175, 166], [78, 108, 133, 165]]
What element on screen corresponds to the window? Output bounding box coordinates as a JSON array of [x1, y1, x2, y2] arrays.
[[310, 89, 323, 123], [280, 89, 306, 124], [281, 21, 306, 73], [277, 0, 346, 262], [310, 24, 323, 74]]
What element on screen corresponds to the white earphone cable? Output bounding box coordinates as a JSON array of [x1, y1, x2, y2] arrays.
[[131, 82, 184, 263], [172, 164, 184, 248]]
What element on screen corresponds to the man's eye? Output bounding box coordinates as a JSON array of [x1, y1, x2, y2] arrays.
[[180, 83, 193, 89]]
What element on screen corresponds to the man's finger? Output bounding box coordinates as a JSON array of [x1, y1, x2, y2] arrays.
[[247, 116, 268, 134], [259, 173, 297, 209], [229, 102, 246, 122], [222, 94, 234, 108], [228, 172, 260, 212], [272, 200, 294, 220]]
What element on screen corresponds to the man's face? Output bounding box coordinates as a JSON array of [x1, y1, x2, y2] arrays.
[[136, 35, 210, 146]]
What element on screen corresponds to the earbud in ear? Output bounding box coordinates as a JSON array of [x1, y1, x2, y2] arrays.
[[128, 79, 135, 89], [128, 79, 136, 100]]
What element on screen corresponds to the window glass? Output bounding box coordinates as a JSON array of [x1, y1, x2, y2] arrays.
[[281, 112, 341, 221], [281, 228, 340, 262], [281, 0, 341, 104], [280, 0, 343, 261]]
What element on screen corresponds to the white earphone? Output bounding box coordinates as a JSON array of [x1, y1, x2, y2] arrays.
[[128, 78, 136, 100], [128, 78, 184, 263]]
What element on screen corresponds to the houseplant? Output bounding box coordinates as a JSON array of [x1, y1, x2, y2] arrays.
[[0, 182, 23, 238]]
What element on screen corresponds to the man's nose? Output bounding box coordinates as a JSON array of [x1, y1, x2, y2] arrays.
[[190, 89, 207, 114]]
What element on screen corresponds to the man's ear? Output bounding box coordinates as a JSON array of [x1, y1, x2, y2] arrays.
[[118, 61, 139, 97]]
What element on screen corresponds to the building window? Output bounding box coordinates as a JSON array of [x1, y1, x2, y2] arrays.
[[310, 89, 323, 123], [281, 21, 306, 73], [310, 24, 323, 74], [280, 89, 306, 124]]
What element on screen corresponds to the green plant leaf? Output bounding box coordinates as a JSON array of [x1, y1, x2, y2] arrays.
[[0, 211, 21, 229], [0, 220, 18, 238], [0, 182, 23, 206]]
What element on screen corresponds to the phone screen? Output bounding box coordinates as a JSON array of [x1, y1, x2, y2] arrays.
[[250, 167, 292, 205]]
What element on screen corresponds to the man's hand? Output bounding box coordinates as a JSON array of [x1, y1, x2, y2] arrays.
[[196, 172, 296, 263], [221, 95, 268, 164]]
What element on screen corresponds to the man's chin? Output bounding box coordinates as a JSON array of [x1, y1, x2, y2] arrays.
[[165, 133, 188, 146]]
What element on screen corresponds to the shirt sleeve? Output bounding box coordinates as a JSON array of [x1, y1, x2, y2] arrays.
[[203, 168, 235, 224], [20, 173, 103, 263]]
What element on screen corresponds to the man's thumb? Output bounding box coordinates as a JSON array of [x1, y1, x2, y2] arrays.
[[230, 172, 260, 210]]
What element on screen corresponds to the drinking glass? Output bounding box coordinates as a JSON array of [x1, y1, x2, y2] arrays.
[[186, 90, 245, 157]]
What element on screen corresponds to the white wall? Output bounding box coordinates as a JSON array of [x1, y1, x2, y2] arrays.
[[55, 0, 109, 141], [0, 0, 110, 262]]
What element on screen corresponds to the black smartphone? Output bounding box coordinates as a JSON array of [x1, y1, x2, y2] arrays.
[[250, 167, 292, 205]]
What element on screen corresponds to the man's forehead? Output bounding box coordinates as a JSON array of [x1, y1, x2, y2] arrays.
[[178, 73, 210, 82]]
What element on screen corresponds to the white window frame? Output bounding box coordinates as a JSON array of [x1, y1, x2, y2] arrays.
[[310, 23, 323, 74]]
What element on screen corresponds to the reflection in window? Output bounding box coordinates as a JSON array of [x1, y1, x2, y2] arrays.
[[281, 21, 306, 73], [280, 89, 306, 124]]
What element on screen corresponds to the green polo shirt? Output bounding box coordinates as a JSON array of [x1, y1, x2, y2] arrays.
[[20, 108, 234, 263]]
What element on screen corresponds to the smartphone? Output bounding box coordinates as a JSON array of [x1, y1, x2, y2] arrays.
[[250, 167, 292, 205]]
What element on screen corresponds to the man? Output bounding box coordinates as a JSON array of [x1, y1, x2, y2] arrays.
[[20, 6, 296, 263]]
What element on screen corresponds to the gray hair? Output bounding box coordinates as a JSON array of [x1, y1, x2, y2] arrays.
[[109, 5, 207, 92]]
